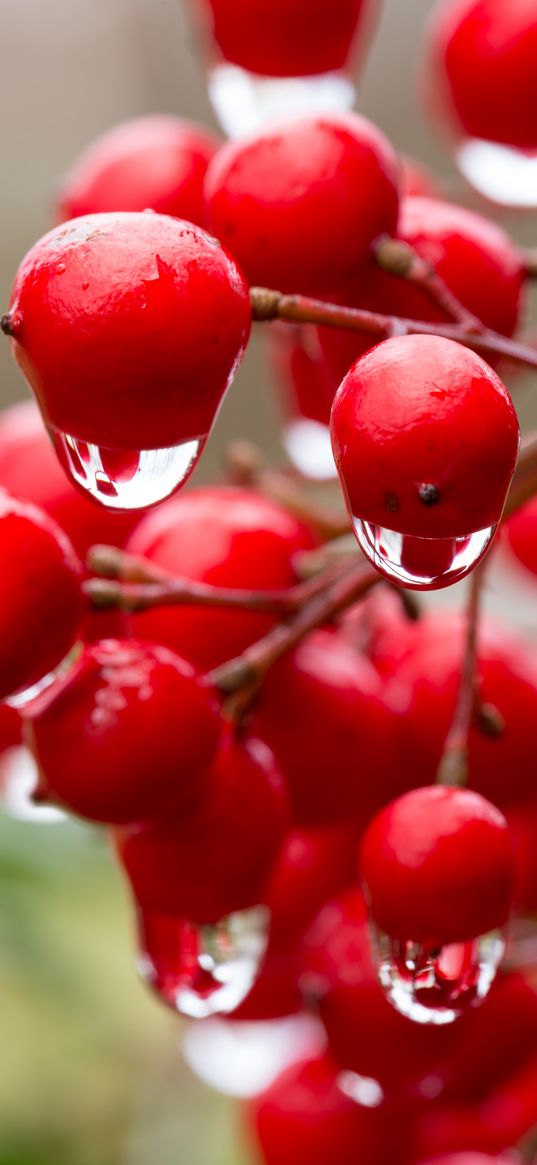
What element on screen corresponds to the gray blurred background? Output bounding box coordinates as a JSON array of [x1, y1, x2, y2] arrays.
[[0, 3, 536, 1164]]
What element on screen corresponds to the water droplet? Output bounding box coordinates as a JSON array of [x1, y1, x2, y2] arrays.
[[282, 418, 337, 480], [49, 429, 206, 511], [0, 746, 66, 823], [373, 927, 506, 1025], [456, 138, 537, 209], [182, 1013, 325, 1096], [136, 905, 269, 1019], [207, 62, 355, 138], [351, 518, 496, 590]]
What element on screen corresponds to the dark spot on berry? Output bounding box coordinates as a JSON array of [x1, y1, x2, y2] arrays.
[[418, 483, 440, 507], [1, 313, 13, 336], [384, 492, 399, 513]]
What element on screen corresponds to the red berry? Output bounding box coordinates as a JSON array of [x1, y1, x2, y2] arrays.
[[0, 490, 83, 701], [56, 116, 220, 226], [415, 1155, 519, 1165], [0, 400, 137, 555], [424, 0, 537, 151], [330, 335, 519, 542], [253, 628, 408, 825], [269, 325, 339, 430], [361, 786, 515, 946], [205, 113, 399, 295], [504, 497, 537, 578], [5, 212, 251, 453], [126, 486, 318, 670], [26, 639, 221, 825], [116, 731, 289, 924], [244, 1053, 395, 1165], [0, 704, 22, 756], [197, 0, 380, 78]]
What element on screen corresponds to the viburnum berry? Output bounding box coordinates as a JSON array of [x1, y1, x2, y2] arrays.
[[0, 490, 83, 702], [126, 486, 318, 670], [252, 628, 409, 825], [0, 400, 137, 556], [116, 730, 289, 924], [361, 786, 514, 949], [424, 0, 537, 153], [330, 334, 520, 588], [196, 0, 380, 79], [204, 112, 399, 295], [25, 639, 221, 825], [244, 1052, 396, 1165], [55, 116, 221, 226], [503, 497, 537, 579], [0, 704, 22, 758], [2, 212, 251, 508]]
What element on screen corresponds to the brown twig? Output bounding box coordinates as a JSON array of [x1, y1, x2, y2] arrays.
[[436, 566, 484, 788], [373, 237, 483, 333], [250, 287, 537, 371], [523, 248, 537, 280]]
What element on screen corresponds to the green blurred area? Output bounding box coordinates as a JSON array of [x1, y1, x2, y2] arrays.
[[0, 809, 250, 1165]]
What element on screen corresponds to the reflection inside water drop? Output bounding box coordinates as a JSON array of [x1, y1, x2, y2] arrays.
[[207, 63, 356, 138], [49, 428, 205, 511], [351, 518, 496, 590], [137, 905, 269, 1019], [374, 927, 506, 1026], [456, 138, 537, 209]]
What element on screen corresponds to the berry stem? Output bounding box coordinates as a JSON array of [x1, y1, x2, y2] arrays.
[[250, 287, 537, 370], [373, 237, 484, 332], [523, 248, 537, 279], [436, 565, 483, 788]]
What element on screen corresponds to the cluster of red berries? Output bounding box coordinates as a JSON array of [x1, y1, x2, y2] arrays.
[[2, 0, 537, 1162]]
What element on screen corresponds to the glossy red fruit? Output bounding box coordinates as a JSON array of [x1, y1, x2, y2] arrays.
[[504, 497, 537, 578], [4, 212, 251, 452], [387, 610, 537, 810], [299, 888, 456, 1095], [0, 490, 83, 701], [56, 116, 220, 226], [116, 731, 289, 924], [318, 196, 524, 385], [331, 335, 519, 540], [197, 0, 380, 77], [424, 0, 537, 150], [0, 704, 22, 756], [0, 401, 137, 555], [205, 113, 399, 295], [126, 487, 318, 671], [26, 639, 221, 825], [361, 786, 514, 946], [253, 628, 408, 825], [230, 825, 359, 1021], [244, 1053, 396, 1165]]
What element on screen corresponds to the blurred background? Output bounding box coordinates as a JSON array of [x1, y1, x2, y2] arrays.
[[0, 1, 536, 1162]]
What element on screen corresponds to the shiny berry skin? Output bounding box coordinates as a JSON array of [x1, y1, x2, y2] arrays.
[[25, 639, 221, 825], [424, 0, 537, 150], [386, 610, 537, 810], [116, 732, 289, 924], [126, 487, 318, 671], [319, 196, 524, 385], [253, 628, 409, 825], [0, 704, 22, 757], [4, 212, 251, 450], [205, 113, 399, 295], [361, 786, 515, 946], [197, 0, 379, 78], [0, 490, 83, 701], [0, 401, 137, 555], [330, 335, 520, 539], [56, 116, 220, 226], [244, 1053, 395, 1165]]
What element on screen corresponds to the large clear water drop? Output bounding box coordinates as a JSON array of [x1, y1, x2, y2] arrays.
[[49, 428, 205, 511], [208, 63, 355, 138], [136, 905, 269, 1018], [283, 418, 337, 480], [182, 1013, 325, 1096], [352, 518, 496, 590], [456, 138, 537, 209], [374, 928, 506, 1026]]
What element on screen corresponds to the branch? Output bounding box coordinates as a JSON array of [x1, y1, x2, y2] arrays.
[[374, 237, 483, 333], [523, 248, 537, 280], [250, 287, 537, 371], [436, 565, 483, 788]]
